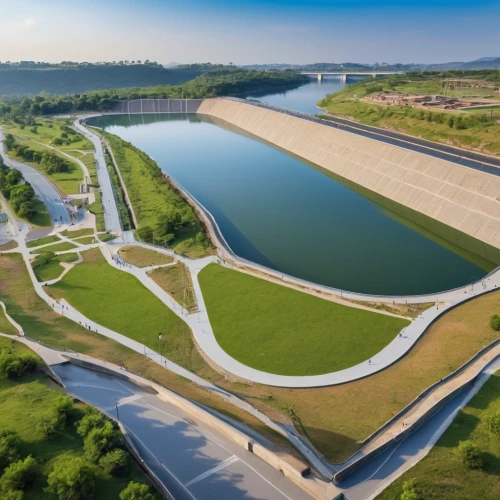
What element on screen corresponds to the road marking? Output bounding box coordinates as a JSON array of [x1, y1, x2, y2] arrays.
[[185, 455, 239, 488], [117, 394, 142, 407], [141, 400, 294, 499], [68, 383, 127, 395]]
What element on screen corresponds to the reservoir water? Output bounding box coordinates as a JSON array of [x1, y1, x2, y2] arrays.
[[88, 80, 493, 295]]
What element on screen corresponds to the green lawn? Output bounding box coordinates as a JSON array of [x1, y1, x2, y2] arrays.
[[0, 337, 152, 500], [199, 264, 409, 376], [0, 307, 17, 334], [89, 193, 105, 232], [119, 246, 174, 268], [26, 235, 60, 248], [47, 248, 194, 360], [32, 259, 64, 282], [34, 241, 78, 253], [74, 236, 96, 245], [0, 240, 18, 251], [98, 233, 117, 243], [57, 253, 80, 263], [378, 371, 500, 500], [61, 228, 94, 239]]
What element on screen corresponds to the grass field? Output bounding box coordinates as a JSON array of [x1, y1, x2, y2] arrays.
[[46, 248, 197, 361], [88, 193, 105, 231], [0, 253, 293, 454], [198, 264, 409, 376], [26, 235, 60, 248], [378, 371, 500, 500], [98, 233, 117, 243], [34, 241, 77, 253], [96, 130, 212, 258], [74, 236, 96, 245], [318, 79, 500, 155], [0, 240, 18, 251], [149, 262, 197, 313], [119, 246, 174, 267], [0, 307, 17, 334], [32, 258, 64, 282], [0, 337, 151, 499], [61, 228, 94, 239]]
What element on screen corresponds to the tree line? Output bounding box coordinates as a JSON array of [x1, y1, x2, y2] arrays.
[[0, 69, 308, 120]]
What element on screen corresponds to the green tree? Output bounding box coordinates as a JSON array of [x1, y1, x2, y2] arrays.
[[490, 314, 500, 331], [400, 479, 419, 500], [0, 431, 21, 471], [3, 134, 15, 150], [45, 457, 96, 500], [99, 449, 128, 476], [75, 407, 107, 438], [119, 481, 154, 500], [447, 116, 455, 128], [135, 226, 153, 243], [456, 440, 483, 469], [0, 455, 37, 492], [84, 421, 121, 463], [53, 395, 74, 425]]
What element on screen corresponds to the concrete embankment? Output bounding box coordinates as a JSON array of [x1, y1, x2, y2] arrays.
[[197, 98, 500, 264]]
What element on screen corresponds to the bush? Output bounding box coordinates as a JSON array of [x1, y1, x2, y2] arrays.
[[99, 449, 128, 476], [0, 455, 37, 492], [75, 407, 107, 437], [400, 479, 419, 500], [485, 410, 500, 436], [46, 457, 96, 500], [119, 481, 154, 500], [0, 430, 21, 471], [84, 421, 121, 463], [455, 440, 483, 469], [0, 351, 38, 379], [36, 413, 63, 440], [490, 314, 500, 331], [135, 226, 153, 243], [53, 395, 74, 425]]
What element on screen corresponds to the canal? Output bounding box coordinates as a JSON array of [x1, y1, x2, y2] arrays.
[[88, 79, 493, 295]]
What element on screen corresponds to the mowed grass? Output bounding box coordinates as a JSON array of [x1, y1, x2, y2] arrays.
[[119, 245, 174, 268], [74, 235, 97, 245], [61, 228, 94, 239], [0, 307, 17, 334], [199, 264, 409, 376], [33, 241, 77, 253], [378, 371, 500, 500], [0, 253, 294, 454], [26, 234, 60, 248], [0, 338, 149, 500], [32, 259, 64, 282], [149, 262, 197, 313], [0, 240, 18, 251], [47, 248, 194, 358]]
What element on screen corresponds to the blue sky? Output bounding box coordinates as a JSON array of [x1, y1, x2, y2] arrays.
[[0, 0, 498, 64]]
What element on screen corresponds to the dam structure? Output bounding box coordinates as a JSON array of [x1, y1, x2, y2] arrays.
[[106, 97, 500, 268]]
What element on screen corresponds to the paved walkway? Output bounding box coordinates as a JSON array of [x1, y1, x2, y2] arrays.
[[0, 129, 71, 226]]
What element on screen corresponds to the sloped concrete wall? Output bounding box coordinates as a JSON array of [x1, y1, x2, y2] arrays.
[[198, 98, 500, 263]]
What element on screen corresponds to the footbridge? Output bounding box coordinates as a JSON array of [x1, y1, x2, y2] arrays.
[[300, 71, 401, 82], [102, 97, 500, 265]]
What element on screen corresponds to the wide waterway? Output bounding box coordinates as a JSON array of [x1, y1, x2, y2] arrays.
[[88, 79, 494, 295]]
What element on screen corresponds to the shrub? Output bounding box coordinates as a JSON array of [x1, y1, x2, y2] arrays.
[[400, 479, 419, 500], [0, 430, 21, 470], [455, 440, 483, 469], [0, 455, 37, 491], [36, 413, 63, 440], [490, 314, 500, 331], [75, 407, 107, 437], [84, 421, 121, 463], [53, 395, 74, 425], [46, 457, 96, 500], [135, 226, 153, 243], [485, 410, 500, 436], [99, 449, 128, 476], [119, 481, 154, 500]]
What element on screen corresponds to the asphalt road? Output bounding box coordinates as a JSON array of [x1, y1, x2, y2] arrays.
[[73, 120, 122, 233], [229, 97, 500, 177], [339, 357, 500, 500], [53, 363, 312, 500], [0, 130, 71, 226]]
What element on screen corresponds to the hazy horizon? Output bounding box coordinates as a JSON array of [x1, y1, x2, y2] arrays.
[[1, 0, 499, 65]]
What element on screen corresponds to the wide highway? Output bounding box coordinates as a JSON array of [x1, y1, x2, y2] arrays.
[[53, 363, 312, 500]]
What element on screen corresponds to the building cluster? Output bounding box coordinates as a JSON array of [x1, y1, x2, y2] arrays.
[[367, 93, 498, 110]]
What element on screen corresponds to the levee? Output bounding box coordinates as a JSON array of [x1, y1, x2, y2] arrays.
[[197, 98, 500, 264]]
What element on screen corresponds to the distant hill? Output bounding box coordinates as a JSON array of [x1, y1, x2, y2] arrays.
[[164, 62, 181, 68], [0, 62, 223, 97]]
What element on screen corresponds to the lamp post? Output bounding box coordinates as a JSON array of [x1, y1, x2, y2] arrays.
[[115, 402, 120, 421], [158, 333, 162, 364]]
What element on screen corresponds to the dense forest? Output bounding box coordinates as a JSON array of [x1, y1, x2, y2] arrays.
[[0, 62, 222, 96], [0, 69, 308, 119]]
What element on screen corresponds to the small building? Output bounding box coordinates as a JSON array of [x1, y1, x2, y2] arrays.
[[0, 213, 8, 223]]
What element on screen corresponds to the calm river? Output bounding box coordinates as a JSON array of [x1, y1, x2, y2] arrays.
[[88, 78, 493, 295]]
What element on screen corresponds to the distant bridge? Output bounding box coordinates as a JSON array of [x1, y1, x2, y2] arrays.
[[300, 71, 401, 82]]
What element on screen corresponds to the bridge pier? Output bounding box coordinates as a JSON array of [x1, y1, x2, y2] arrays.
[[340, 74, 347, 83], [317, 73, 323, 83]]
